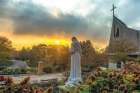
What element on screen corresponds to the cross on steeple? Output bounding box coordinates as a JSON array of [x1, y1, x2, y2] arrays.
[[111, 4, 117, 16]]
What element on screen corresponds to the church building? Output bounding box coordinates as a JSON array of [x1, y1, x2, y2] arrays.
[[107, 5, 140, 69], [109, 15, 140, 52]]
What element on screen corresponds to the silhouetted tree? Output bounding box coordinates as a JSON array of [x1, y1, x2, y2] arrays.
[[17, 47, 31, 61], [46, 45, 69, 71], [108, 40, 138, 53], [80, 40, 96, 64], [107, 40, 138, 62], [0, 36, 13, 61], [29, 44, 48, 67]]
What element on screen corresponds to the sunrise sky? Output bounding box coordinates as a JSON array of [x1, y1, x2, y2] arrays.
[[0, 0, 140, 50]]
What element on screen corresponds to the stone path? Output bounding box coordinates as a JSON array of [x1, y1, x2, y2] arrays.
[[1, 73, 64, 84]]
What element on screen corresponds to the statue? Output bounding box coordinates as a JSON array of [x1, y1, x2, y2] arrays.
[[66, 37, 82, 86]]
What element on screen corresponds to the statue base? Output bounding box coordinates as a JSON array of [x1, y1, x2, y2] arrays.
[[58, 85, 90, 93]]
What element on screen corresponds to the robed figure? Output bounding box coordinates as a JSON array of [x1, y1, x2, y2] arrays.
[[66, 37, 82, 86]]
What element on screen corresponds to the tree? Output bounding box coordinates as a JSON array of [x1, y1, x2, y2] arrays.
[[80, 40, 109, 69], [17, 47, 31, 61], [107, 40, 138, 62], [46, 45, 69, 71], [108, 40, 138, 53], [0, 36, 13, 60], [93, 52, 109, 67], [29, 44, 48, 67], [80, 40, 96, 64], [55, 45, 69, 70]]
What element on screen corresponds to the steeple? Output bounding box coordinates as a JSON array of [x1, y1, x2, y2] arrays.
[[111, 4, 117, 39], [111, 4, 117, 17]]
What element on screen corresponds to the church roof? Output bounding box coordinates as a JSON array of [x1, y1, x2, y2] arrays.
[[113, 16, 127, 27], [114, 16, 140, 32], [127, 28, 140, 33], [9, 60, 29, 69]]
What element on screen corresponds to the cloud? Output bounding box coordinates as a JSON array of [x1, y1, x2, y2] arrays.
[[114, 0, 140, 28], [11, 2, 88, 36], [0, 0, 140, 48]]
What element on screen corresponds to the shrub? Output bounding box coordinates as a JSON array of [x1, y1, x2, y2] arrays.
[[0, 66, 6, 71], [27, 67, 37, 74], [0, 60, 13, 67], [1, 77, 45, 93], [2, 68, 28, 75]]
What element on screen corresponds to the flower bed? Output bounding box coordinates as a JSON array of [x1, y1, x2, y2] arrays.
[[59, 63, 140, 93]]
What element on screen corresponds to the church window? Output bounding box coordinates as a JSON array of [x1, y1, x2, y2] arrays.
[[115, 28, 119, 38]]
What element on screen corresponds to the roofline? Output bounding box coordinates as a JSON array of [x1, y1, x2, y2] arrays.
[[113, 16, 127, 27]]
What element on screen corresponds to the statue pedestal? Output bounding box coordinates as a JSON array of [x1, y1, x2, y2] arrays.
[[58, 85, 90, 93]]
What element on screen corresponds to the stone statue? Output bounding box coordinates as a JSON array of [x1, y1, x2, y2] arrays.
[[66, 37, 82, 86]]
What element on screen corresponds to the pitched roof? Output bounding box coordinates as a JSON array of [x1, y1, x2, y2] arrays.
[[113, 16, 127, 27], [114, 16, 140, 32]]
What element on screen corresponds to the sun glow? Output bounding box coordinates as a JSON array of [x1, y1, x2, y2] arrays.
[[11, 36, 70, 50], [54, 40, 60, 45]]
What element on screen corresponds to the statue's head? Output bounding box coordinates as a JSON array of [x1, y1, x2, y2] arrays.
[[71, 37, 77, 42]]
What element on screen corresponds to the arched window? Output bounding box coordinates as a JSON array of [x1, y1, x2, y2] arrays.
[[114, 28, 119, 38]]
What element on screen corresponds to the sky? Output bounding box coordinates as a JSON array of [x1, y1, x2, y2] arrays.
[[0, 0, 140, 50]]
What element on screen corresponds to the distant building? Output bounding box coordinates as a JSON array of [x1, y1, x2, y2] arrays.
[[10, 60, 29, 69]]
